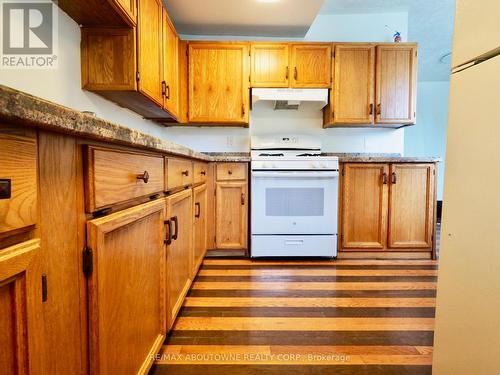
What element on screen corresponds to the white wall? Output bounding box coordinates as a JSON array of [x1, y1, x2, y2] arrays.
[[405, 81, 450, 200]]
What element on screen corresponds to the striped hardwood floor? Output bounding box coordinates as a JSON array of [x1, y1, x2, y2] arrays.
[[150, 257, 437, 375]]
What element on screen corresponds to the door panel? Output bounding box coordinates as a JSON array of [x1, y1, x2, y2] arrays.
[[0, 239, 41, 374], [333, 45, 375, 124], [87, 200, 166, 375], [251, 43, 289, 87], [165, 189, 193, 329], [137, 0, 163, 106], [375, 45, 417, 124], [216, 182, 248, 249], [342, 164, 388, 249], [162, 9, 179, 117], [189, 43, 249, 123], [388, 164, 435, 248], [291, 44, 332, 88], [192, 184, 207, 277]]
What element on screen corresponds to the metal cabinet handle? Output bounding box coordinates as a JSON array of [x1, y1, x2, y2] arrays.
[[241, 193, 245, 206], [200, 171, 206, 176], [294, 67, 298, 80], [166, 85, 170, 99], [172, 216, 178, 240], [182, 170, 189, 177], [376, 103, 381, 115], [285, 66, 289, 80], [136, 171, 149, 183], [241, 103, 246, 117], [369, 103, 374, 115], [228, 170, 233, 175], [392, 172, 397, 184], [164, 219, 173, 245], [195, 202, 201, 218], [161, 81, 166, 96], [382, 172, 388, 185]]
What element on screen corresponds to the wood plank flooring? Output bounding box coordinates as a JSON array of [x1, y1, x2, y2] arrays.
[[150, 258, 437, 375]]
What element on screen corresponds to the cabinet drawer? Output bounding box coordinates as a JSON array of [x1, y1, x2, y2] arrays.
[[0, 128, 38, 238], [194, 162, 208, 184], [165, 158, 193, 191], [216, 163, 247, 181], [85, 146, 164, 212]]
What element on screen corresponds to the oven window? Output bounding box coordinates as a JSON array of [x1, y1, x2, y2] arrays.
[[265, 188, 324, 216]]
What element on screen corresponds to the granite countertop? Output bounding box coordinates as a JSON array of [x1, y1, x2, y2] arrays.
[[0, 85, 440, 164]]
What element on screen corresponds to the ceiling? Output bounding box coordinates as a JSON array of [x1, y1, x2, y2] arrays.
[[162, 0, 324, 37]]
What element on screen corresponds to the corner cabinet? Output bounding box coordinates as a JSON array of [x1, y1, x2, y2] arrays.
[[86, 200, 166, 375], [188, 42, 250, 125], [340, 163, 436, 256]]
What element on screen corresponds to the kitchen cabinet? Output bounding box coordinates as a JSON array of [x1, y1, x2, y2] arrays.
[[340, 162, 436, 253], [194, 162, 209, 184], [165, 157, 194, 191], [58, 0, 137, 28], [86, 200, 166, 375], [162, 9, 179, 118], [388, 164, 435, 248], [290, 44, 332, 88], [112, 0, 137, 26], [0, 127, 37, 240], [165, 189, 193, 329], [328, 44, 375, 125], [251, 43, 290, 88], [188, 42, 250, 124], [0, 239, 42, 374], [341, 164, 388, 249], [375, 45, 418, 124], [192, 184, 207, 276]]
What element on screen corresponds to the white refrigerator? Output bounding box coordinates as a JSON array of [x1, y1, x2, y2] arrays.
[[432, 0, 500, 374]]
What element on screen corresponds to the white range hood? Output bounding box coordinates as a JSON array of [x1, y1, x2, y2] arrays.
[[251, 88, 329, 110]]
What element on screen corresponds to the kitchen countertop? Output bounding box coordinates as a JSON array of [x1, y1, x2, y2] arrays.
[[0, 85, 440, 164]]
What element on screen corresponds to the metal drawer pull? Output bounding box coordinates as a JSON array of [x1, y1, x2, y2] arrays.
[[382, 172, 388, 185], [228, 170, 233, 175], [195, 202, 201, 218], [392, 172, 397, 184], [164, 219, 172, 245], [200, 171, 206, 176], [172, 216, 178, 240], [136, 171, 149, 183], [285, 240, 304, 246], [369, 103, 374, 115], [182, 170, 189, 176], [241, 193, 245, 205]]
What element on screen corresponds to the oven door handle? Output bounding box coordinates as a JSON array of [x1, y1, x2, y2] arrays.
[[251, 171, 339, 178]]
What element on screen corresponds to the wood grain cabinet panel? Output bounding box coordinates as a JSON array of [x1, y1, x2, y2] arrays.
[[192, 184, 207, 277], [165, 190, 193, 329], [162, 9, 179, 118], [216, 182, 248, 249], [0, 127, 37, 240], [85, 147, 164, 212], [188, 42, 250, 124], [331, 45, 375, 124], [375, 45, 418, 124], [165, 158, 194, 191], [290, 44, 332, 88], [194, 162, 209, 184], [86, 200, 166, 375], [0, 239, 42, 374], [111, 0, 137, 26], [341, 164, 389, 249], [388, 164, 435, 248], [251, 43, 290, 87]]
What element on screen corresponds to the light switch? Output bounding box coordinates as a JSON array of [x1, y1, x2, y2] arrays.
[[0, 179, 11, 199]]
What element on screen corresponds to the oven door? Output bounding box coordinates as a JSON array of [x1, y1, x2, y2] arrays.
[[251, 170, 338, 235]]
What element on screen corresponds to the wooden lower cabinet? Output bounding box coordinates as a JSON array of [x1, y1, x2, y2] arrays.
[[86, 200, 166, 375], [192, 184, 207, 277], [165, 189, 193, 329], [0, 239, 42, 374], [216, 181, 248, 249], [340, 162, 436, 254]]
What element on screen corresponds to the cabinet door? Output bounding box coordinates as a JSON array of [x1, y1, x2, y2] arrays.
[[189, 43, 250, 124], [137, 0, 163, 106], [109, 0, 137, 26], [290, 44, 332, 88], [216, 182, 248, 249], [250, 43, 289, 88], [0, 239, 42, 374], [162, 9, 179, 118], [165, 189, 193, 329], [332, 45, 375, 124], [341, 164, 389, 249], [375, 45, 417, 124], [87, 200, 166, 375], [388, 164, 435, 249], [192, 184, 207, 277]]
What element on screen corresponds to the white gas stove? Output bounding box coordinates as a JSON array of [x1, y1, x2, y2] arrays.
[[250, 135, 339, 258]]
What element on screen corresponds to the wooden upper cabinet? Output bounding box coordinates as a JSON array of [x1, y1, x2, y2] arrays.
[[58, 0, 136, 27], [110, 0, 137, 26], [341, 164, 389, 249], [290, 44, 332, 88], [137, 0, 163, 106], [375, 45, 418, 124], [388, 164, 435, 248], [0, 240, 42, 374], [162, 9, 179, 118], [189, 42, 250, 124], [86, 200, 166, 375], [331, 45, 375, 124], [251, 43, 290, 88]]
